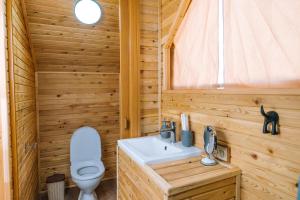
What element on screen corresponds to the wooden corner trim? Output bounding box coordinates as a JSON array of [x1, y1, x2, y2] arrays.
[[165, 0, 192, 48], [119, 0, 141, 138], [163, 0, 192, 90], [20, 0, 38, 71], [6, 0, 19, 199]]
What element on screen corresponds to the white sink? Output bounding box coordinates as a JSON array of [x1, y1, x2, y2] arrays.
[[118, 135, 202, 165]]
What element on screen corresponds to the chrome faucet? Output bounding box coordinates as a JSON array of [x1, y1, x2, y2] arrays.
[[169, 121, 176, 143], [170, 132, 176, 144], [160, 121, 176, 143]]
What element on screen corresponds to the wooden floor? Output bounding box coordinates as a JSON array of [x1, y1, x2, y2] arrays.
[[40, 179, 116, 200]]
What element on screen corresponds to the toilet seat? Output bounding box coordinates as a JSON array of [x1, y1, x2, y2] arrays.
[[71, 160, 105, 181]]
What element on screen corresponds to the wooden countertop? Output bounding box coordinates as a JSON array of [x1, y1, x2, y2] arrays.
[[146, 156, 241, 196]]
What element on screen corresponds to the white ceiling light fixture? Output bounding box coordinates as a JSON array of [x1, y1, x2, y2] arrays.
[[74, 0, 102, 25]]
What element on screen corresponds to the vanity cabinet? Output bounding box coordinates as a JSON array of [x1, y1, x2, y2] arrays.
[[117, 148, 241, 200]]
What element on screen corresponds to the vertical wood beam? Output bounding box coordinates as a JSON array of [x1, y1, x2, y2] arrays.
[[128, 0, 140, 137], [120, 0, 141, 138], [34, 72, 40, 194], [6, 0, 19, 199], [163, 47, 171, 90], [158, 0, 162, 127], [119, 0, 130, 139], [119, 0, 130, 138], [0, 0, 4, 194]]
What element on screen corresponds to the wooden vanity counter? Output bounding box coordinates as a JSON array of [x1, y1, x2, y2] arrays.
[[118, 148, 241, 200]]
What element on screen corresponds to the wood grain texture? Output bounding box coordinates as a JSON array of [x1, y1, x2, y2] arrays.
[[37, 72, 119, 191], [23, 0, 121, 191], [24, 0, 160, 191], [0, 0, 12, 198], [139, 0, 159, 135], [119, 0, 130, 139], [120, 0, 159, 137], [161, 91, 300, 200], [150, 156, 240, 199], [118, 148, 241, 200], [0, 111, 4, 199], [8, 0, 39, 198], [128, 0, 141, 137], [160, 0, 300, 199], [118, 148, 165, 200], [24, 0, 120, 73]]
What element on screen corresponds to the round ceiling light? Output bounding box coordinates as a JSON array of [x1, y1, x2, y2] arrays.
[[74, 0, 102, 25]]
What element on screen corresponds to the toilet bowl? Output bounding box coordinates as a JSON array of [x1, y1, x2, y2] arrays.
[[70, 126, 105, 200]]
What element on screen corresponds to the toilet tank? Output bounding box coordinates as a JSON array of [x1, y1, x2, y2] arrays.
[[70, 126, 101, 164]]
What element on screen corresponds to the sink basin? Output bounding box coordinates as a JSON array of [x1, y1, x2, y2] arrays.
[[118, 135, 202, 165]]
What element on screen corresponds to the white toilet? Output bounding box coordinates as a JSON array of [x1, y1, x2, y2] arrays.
[[70, 126, 105, 200]]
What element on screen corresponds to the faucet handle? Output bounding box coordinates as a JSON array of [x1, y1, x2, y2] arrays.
[[161, 120, 168, 128]]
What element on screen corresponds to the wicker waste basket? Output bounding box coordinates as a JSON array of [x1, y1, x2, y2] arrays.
[[46, 174, 65, 200]]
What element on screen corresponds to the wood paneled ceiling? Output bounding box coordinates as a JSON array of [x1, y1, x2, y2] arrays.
[[24, 0, 120, 73]]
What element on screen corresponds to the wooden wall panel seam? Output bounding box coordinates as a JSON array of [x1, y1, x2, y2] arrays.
[[8, 0, 38, 199], [6, 0, 19, 199]]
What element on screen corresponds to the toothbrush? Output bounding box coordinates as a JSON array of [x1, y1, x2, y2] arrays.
[[181, 113, 189, 131]]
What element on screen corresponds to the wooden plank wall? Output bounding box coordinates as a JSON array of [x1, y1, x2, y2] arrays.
[[0, 0, 13, 198], [140, 0, 159, 135], [24, 0, 120, 191], [23, 0, 161, 190], [118, 148, 165, 200], [37, 73, 119, 190], [10, 0, 39, 198], [160, 1, 300, 199]]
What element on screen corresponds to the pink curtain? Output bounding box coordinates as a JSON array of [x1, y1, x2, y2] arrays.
[[172, 0, 219, 89], [224, 0, 300, 88], [172, 0, 300, 89]]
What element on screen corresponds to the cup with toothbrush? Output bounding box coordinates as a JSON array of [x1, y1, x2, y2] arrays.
[[181, 113, 193, 147]]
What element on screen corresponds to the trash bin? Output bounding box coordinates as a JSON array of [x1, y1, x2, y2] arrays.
[[46, 174, 65, 200]]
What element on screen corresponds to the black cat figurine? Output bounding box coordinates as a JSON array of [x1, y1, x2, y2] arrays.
[[260, 105, 279, 135]]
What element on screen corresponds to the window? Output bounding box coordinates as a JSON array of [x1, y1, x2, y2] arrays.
[[74, 0, 102, 25], [224, 0, 300, 88], [167, 0, 300, 89], [172, 0, 219, 89]]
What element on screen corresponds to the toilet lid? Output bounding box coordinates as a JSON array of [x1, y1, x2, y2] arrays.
[[70, 126, 101, 163]]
